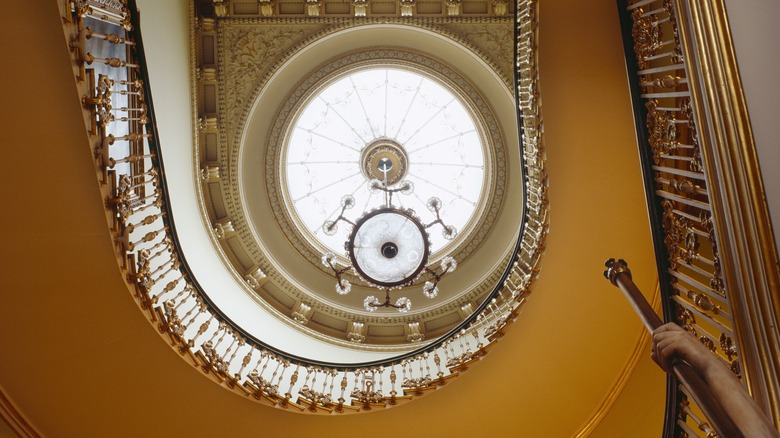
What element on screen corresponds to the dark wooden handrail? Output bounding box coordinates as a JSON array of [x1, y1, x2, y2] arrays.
[[604, 258, 742, 438]]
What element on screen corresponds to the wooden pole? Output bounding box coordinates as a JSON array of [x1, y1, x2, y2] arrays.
[[604, 258, 742, 438]]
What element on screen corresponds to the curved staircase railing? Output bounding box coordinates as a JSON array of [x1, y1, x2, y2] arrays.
[[59, 0, 548, 413]]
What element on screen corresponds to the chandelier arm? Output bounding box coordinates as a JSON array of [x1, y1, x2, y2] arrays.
[[424, 218, 444, 229], [325, 201, 357, 234], [426, 262, 454, 287], [423, 204, 456, 238], [331, 212, 348, 227], [335, 265, 353, 276], [436, 265, 453, 282], [433, 203, 443, 221], [326, 260, 353, 285], [368, 290, 395, 308]]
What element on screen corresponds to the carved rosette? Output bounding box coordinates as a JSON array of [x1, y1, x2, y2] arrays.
[[646, 100, 677, 163], [631, 9, 662, 69]]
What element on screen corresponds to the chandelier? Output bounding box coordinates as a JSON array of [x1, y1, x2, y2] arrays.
[[320, 139, 458, 313]]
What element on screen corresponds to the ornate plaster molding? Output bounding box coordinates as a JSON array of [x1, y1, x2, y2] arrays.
[[194, 13, 521, 346]]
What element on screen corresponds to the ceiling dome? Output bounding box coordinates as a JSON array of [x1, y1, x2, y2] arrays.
[[211, 26, 522, 353]]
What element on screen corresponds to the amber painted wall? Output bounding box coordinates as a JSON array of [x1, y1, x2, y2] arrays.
[[0, 0, 665, 436]]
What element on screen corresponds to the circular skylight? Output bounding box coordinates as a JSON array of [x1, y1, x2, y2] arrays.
[[284, 67, 486, 258]]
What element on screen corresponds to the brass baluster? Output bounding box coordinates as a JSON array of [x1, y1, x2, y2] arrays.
[[83, 52, 139, 69], [107, 152, 154, 169], [84, 27, 135, 46]]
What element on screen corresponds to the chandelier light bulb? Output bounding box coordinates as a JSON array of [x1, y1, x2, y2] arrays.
[[422, 281, 439, 299], [336, 279, 352, 295], [426, 197, 442, 212], [321, 252, 336, 267], [441, 256, 457, 272], [364, 295, 380, 312], [341, 194, 356, 209], [368, 179, 383, 193], [442, 225, 457, 240], [322, 221, 337, 236], [395, 297, 412, 313]]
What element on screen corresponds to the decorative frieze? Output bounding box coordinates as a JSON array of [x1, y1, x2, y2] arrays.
[[200, 164, 221, 182], [346, 321, 366, 343], [291, 301, 313, 324], [244, 267, 268, 289], [404, 322, 425, 342], [214, 219, 235, 239], [399, 0, 415, 16]]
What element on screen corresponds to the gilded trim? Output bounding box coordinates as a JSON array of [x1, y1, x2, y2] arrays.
[[0, 386, 40, 438], [672, 0, 780, 425]]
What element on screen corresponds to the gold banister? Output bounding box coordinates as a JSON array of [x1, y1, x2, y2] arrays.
[[57, 0, 549, 414]]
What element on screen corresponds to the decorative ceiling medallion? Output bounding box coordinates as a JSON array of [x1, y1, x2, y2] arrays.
[[360, 139, 408, 185]]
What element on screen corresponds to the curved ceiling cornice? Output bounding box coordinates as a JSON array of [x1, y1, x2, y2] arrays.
[[197, 19, 523, 346], [220, 18, 514, 143]]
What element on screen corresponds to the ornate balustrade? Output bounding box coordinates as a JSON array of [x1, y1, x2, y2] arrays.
[[59, 0, 547, 414], [617, 0, 780, 435]]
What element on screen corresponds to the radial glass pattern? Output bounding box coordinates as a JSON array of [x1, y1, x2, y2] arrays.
[[284, 67, 486, 256]]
